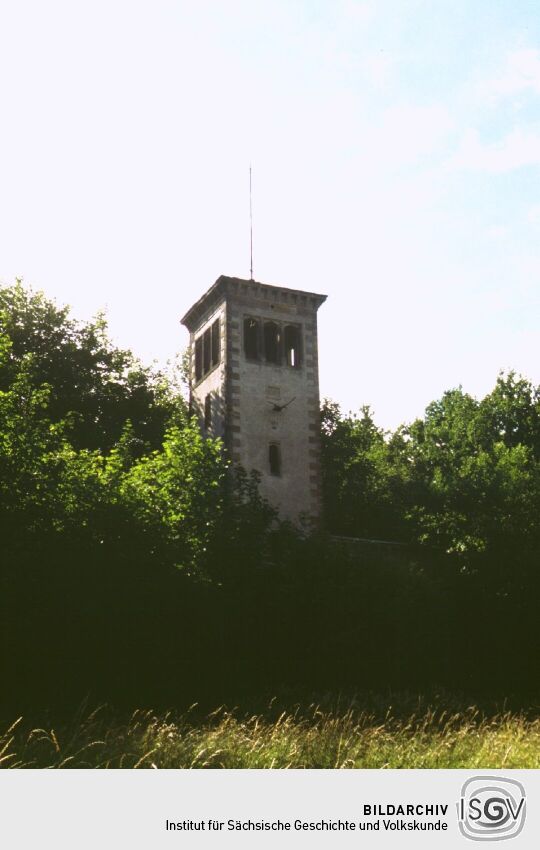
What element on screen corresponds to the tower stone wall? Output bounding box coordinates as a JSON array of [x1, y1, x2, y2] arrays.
[[181, 276, 326, 525]]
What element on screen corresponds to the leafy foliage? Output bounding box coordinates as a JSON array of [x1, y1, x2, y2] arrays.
[[0, 280, 538, 715], [321, 373, 540, 557], [320, 401, 410, 540], [0, 280, 177, 452], [0, 281, 235, 573]]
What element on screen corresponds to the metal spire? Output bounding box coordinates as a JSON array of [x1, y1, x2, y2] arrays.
[[249, 165, 254, 280]]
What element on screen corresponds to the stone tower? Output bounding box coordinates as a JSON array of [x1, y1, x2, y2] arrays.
[[181, 276, 327, 525]]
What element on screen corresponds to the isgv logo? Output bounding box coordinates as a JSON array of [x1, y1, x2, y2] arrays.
[[457, 776, 526, 841]]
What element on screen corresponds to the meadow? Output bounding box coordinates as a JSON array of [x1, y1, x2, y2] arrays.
[[2, 695, 539, 769]]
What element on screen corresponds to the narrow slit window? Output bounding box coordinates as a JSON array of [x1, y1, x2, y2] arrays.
[[264, 321, 281, 364], [284, 325, 301, 368], [244, 317, 259, 360], [211, 319, 220, 367], [195, 336, 203, 381], [269, 443, 281, 476], [203, 327, 211, 374], [204, 394, 212, 430]]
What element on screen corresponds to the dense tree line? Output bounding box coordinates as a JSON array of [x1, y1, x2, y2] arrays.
[[321, 377, 540, 557], [0, 282, 538, 712]]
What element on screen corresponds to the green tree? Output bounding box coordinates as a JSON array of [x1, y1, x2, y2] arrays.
[[0, 280, 180, 452], [321, 373, 540, 558], [320, 400, 408, 540]]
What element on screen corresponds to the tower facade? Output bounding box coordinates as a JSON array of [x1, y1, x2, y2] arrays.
[[181, 276, 327, 524]]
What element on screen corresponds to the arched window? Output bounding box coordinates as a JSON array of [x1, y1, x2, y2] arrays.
[[195, 336, 203, 381], [211, 319, 220, 367], [203, 327, 211, 374], [264, 321, 281, 364], [194, 318, 220, 383], [244, 317, 260, 360], [269, 443, 281, 476], [284, 325, 301, 368]]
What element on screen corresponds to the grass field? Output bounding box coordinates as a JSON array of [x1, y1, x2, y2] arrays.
[[2, 696, 539, 769]]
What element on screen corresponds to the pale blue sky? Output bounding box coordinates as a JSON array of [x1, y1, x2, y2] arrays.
[[1, 0, 539, 428]]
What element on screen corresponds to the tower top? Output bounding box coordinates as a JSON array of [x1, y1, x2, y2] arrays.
[[181, 275, 327, 332]]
